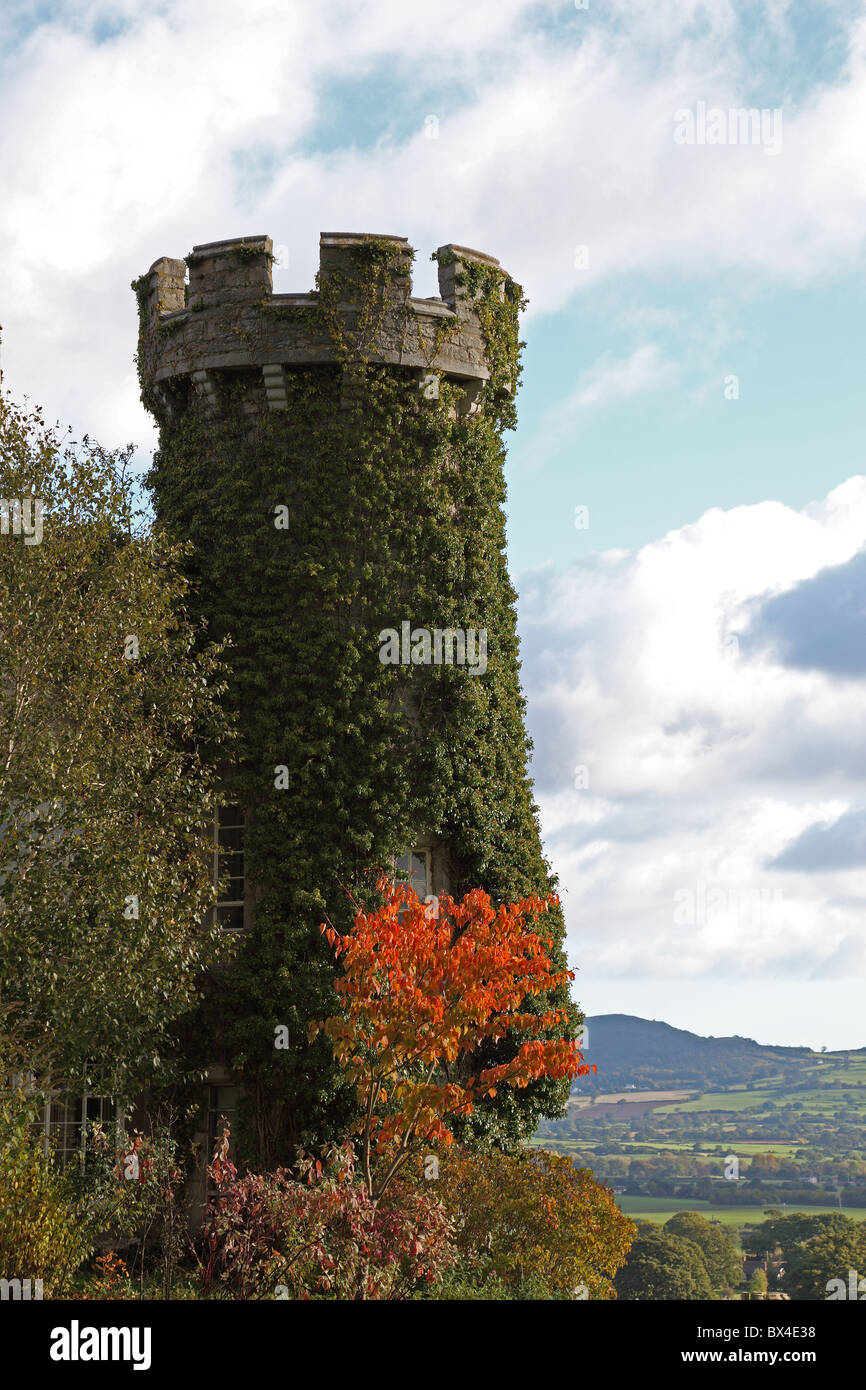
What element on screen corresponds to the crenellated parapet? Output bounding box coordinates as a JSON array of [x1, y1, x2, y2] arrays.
[[134, 232, 511, 423]]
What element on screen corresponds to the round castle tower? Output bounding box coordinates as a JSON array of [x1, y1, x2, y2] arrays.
[[134, 232, 576, 1164]]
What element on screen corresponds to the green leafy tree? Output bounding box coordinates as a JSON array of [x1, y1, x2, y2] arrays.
[[750, 1211, 854, 1261], [784, 1224, 866, 1301], [437, 1145, 635, 1299], [0, 388, 234, 1096], [749, 1267, 768, 1297], [664, 1211, 742, 1288], [614, 1226, 713, 1300]]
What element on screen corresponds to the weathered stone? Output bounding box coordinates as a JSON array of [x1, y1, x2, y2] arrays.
[[137, 232, 509, 425]]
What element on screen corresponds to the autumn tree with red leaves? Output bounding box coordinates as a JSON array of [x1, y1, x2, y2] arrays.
[[312, 880, 592, 1201]]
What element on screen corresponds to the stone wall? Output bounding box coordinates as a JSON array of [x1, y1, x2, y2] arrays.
[[136, 232, 508, 426]]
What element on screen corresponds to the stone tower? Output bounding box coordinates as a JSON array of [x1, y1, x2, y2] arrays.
[[134, 232, 576, 1165]]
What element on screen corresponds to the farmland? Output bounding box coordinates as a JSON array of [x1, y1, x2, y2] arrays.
[[615, 1198, 866, 1229], [534, 1015, 866, 1216]]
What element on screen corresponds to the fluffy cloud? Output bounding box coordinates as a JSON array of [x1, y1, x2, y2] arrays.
[[771, 805, 866, 871], [744, 548, 866, 676], [2, 0, 866, 448], [518, 476, 866, 982]]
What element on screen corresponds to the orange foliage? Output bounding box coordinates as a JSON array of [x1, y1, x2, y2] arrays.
[[312, 879, 591, 1198]]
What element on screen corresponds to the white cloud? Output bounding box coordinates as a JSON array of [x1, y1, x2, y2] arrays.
[[518, 476, 866, 984]]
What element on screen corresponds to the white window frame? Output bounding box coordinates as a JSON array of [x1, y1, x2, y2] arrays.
[[394, 847, 432, 902], [41, 1093, 116, 1168], [213, 805, 244, 931]]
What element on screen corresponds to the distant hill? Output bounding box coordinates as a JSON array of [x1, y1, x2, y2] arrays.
[[579, 1014, 821, 1093]]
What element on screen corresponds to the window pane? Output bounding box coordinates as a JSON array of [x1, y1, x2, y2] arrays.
[[219, 851, 243, 881], [214, 807, 244, 927], [217, 905, 244, 930], [395, 848, 429, 901], [207, 1085, 238, 1176]]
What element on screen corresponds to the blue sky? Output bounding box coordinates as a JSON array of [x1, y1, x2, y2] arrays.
[[508, 273, 866, 570], [2, 0, 866, 1048]]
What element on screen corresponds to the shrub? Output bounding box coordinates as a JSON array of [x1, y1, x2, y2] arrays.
[[437, 1145, 636, 1299], [0, 1024, 90, 1292], [76, 1115, 188, 1299], [198, 1131, 456, 1300], [0, 1131, 88, 1291]]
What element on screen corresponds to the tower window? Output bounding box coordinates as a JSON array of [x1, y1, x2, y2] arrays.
[[395, 848, 431, 902], [214, 806, 244, 930], [206, 1083, 238, 1192], [207, 1084, 238, 1157]]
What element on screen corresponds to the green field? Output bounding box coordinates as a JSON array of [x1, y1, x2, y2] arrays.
[[616, 1197, 866, 1229], [716, 1141, 801, 1156], [537, 1137, 805, 1159], [655, 1084, 866, 1116], [603, 1139, 802, 1155], [656, 1091, 777, 1113]]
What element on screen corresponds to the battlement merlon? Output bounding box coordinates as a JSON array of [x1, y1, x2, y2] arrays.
[[135, 234, 515, 419], [139, 256, 187, 322], [435, 244, 503, 311], [318, 233, 413, 301], [188, 235, 275, 310]]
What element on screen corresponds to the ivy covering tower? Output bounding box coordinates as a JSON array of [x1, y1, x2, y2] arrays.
[[133, 231, 578, 1166]]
